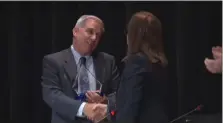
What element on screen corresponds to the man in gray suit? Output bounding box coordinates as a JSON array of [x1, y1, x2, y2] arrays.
[[41, 15, 120, 123]]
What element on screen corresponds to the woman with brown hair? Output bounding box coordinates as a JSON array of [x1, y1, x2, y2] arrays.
[[115, 11, 169, 123]]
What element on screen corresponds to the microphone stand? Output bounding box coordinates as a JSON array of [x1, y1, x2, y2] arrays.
[[170, 105, 203, 123]]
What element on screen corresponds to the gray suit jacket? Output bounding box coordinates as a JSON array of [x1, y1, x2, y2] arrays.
[[115, 53, 168, 123], [41, 48, 120, 123]]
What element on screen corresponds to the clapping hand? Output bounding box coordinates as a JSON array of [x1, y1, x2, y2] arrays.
[[212, 46, 222, 59], [204, 46, 222, 74]]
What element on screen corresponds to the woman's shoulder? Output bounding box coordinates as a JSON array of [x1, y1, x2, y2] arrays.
[[122, 53, 148, 65], [121, 53, 167, 73], [121, 53, 150, 73]]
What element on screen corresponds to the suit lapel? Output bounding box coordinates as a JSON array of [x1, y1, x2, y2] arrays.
[[93, 53, 105, 90], [63, 48, 77, 87]]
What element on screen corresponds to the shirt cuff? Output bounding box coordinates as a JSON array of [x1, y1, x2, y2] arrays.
[[76, 102, 86, 117]]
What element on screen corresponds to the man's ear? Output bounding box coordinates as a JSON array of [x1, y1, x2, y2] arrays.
[[72, 27, 79, 37]]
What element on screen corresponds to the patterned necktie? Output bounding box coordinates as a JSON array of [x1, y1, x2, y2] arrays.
[[78, 57, 89, 94]]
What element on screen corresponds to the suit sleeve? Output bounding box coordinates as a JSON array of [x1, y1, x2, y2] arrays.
[[107, 57, 120, 120], [116, 60, 146, 123], [41, 56, 82, 120], [110, 57, 120, 93]]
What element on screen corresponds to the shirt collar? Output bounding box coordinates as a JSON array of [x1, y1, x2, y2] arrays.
[[70, 45, 91, 64]]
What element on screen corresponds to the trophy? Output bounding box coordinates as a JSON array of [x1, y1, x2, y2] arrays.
[[74, 65, 104, 102], [73, 65, 109, 123]]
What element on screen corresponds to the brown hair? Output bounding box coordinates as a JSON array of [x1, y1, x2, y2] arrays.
[[126, 11, 168, 67]]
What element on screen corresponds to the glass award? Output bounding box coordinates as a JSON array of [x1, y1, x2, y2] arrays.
[[74, 65, 104, 101]]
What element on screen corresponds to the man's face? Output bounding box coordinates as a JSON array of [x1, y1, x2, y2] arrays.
[[73, 19, 104, 55]]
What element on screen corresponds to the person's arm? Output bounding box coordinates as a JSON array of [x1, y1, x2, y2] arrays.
[[116, 59, 146, 123], [104, 57, 120, 118], [105, 56, 120, 104], [41, 56, 84, 120], [109, 57, 121, 93], [86, 56, 120, 105]]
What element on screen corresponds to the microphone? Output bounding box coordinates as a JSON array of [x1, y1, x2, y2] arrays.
[[169, 104, 204, 123]]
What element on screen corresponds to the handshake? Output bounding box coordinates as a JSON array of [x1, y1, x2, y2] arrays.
[[83, 103, 108, 123], [82, 91, 109, 122]]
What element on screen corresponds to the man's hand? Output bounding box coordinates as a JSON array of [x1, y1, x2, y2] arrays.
[[83, 103, 108, 122], [86, 91, 107, 103], [92, 104, 108, 123], [204, 46, 222, 74]]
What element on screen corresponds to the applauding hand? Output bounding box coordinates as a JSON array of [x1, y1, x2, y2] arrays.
[[204, 46, 222, 74]]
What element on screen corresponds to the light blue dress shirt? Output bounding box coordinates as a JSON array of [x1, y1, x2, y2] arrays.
[[70, 45, 96, 117]]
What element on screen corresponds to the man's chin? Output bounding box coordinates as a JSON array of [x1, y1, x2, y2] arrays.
[[83, 50, 93, 56], [83, 46, 96, 55]]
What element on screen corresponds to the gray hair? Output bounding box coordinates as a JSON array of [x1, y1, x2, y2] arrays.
[[74, 15, 104, 32]]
